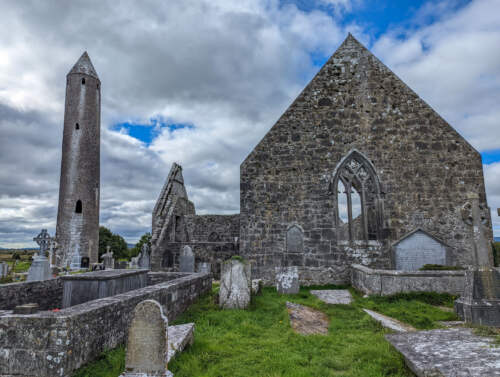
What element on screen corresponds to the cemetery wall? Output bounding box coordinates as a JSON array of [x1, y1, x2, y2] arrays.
[[0, 272, 211, 377], [351, 264, 465, 296], [0, 277, 62, 310]]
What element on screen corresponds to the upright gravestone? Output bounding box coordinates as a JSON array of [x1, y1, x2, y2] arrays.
[[179, 246, 194, 273], [130, 255, 140, 269], [219, 258, 251, 309], [138, 244, 151, 269], [0, 262, 9, 279], [119, 300, 172, 377], [27, 229, 52, 282], [102, 246, 115, 270], [275, 266, 300, 294], [455, 193, 500, 326], [197, 262, 211, 274]]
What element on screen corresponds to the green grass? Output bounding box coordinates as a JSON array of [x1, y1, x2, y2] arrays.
[[7, 261, 31, 273], [72, 286, 462, 377]]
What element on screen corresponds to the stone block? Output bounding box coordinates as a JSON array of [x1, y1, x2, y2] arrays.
[[219, 259, 251, 309], [454, 267, 500, 327], [275, 266, 299, 294], [61, 269, 148, 308]]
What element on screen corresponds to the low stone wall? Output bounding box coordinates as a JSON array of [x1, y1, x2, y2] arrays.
[[351, 264, 465, 296], [147, 271, 189, 285], [0, 277, 62, 310], [0, 272, 211, 377]]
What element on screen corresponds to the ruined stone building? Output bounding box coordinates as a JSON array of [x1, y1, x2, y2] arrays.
[[151, 34, 493, 284], [55, 52, 101, 267], [151, 164, 239, 277]]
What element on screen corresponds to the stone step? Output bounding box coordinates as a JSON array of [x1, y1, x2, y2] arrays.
[[362, 309, 416, 332], [310, 289, 353, 305]]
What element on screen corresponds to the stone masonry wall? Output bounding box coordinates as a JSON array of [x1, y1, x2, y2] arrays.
[[152, 214, 240, 277], [0, 278, 63, 310], [351, 264, 465, 296], [240, 34, 491, 284], [0, 273, 211, 377]]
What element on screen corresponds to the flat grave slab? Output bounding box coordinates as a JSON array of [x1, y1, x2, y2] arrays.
[[310, 289, 353, 304], [363, 309, 416, 332], [168, 323, 195, 362], [386, 328, 500, 377], [286, 302, 329, 335]]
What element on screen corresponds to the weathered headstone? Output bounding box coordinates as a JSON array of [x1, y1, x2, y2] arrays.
[[27, 229, 52, 282], [179, 246, 194, 273], [0, 262, 9, 279], [138, 243, 151, 269], [275, 266, 300, 294], [102, 246, 114, 270], [219, 258, 251, 309], [120, 300, 171, 377], [197, 262, 211, 274], [455, 193, 500, 326], [130, 255, 140, 269]]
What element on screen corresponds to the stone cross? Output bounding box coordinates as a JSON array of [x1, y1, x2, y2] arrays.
[[466, 193, 493, 267], [33, 229, 51, 257], [120, 300, 170, 377]]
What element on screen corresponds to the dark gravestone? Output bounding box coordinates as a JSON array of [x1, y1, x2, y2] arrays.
[[80, 257, 89, 269], [179, 246, 194, 273], [394, 230, 446, 271], [120, 300, 170, 377]]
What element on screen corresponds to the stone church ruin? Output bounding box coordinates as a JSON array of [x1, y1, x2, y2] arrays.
[[152, 34, 493, 284], [0, 33, 497, 377]]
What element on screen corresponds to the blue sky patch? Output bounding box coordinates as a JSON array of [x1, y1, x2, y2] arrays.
[[113, 118, 195, 145], [481, 149, 500, 165]]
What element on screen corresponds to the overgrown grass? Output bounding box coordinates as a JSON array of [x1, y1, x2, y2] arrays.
[[72, 286, 461, 377]]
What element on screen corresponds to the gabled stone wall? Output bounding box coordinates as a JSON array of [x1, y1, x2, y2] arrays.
[[240, 34, 491, 284]]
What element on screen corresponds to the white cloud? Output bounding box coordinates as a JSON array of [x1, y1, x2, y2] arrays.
[[1, 0, 499, 247]]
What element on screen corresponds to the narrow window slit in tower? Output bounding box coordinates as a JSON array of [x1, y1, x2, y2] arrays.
[[81, 78, 85, 85], [75, 123, 80, 130], [75, 200, 82, 214]]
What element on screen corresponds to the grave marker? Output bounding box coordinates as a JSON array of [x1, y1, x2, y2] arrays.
[[120, 300, 172, 377], [179, 246, 194, 273]]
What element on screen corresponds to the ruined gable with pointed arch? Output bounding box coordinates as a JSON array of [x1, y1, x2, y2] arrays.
[[239, 34, 493, 284]]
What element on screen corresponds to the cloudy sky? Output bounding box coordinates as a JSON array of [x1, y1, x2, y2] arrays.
[[0, 0, 499, 248]]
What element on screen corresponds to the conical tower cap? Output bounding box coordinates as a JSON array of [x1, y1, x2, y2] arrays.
[[68, 51, 99, 80]]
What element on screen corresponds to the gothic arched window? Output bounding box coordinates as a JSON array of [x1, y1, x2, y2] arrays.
[[332, 150, 383, 242]]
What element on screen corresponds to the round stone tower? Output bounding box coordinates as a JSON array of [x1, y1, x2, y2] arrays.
[[55, 52, 101, 268]]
